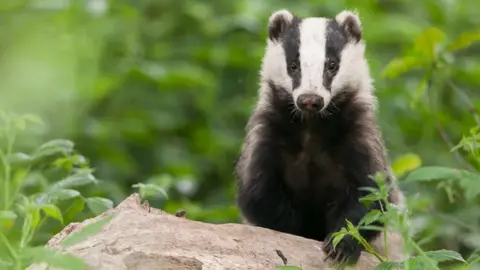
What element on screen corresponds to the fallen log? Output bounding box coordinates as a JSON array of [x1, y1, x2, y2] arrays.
[[27, 193, 389, 270]]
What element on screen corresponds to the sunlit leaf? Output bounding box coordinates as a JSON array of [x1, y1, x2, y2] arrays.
[[332, 232, 346, 249], [382, 56, 424, 79], [447, 31, 480, 52], [345, 220, 357, 232], [53, 154, 90, 169], [414, 27, 447, 60], [41, 204, 63, 224], [61, 215, 114, 248], [85, 197, 114, 215], [392, 153, 422, 178]]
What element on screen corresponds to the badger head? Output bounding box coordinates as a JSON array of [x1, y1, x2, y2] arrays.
[[259, 9, 373, 116]]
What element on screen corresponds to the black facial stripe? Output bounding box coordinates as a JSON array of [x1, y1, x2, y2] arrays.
[[281, 17, 302, 91], [323, 19, 348, 91]]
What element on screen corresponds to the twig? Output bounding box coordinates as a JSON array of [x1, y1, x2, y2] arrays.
[[275, 249, 288, 265]]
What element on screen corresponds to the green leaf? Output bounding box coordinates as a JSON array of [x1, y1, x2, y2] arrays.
[[41, 204, 63, 224], [382, 56, 424, 79], [425, 249, 465, 263], [30, 206, 41, 231], [360, 210, 383, 226], [52, 171, 98, 190], [404, 256, 439, 270], [459, 177, 480, 201], [410, 75, 428, 109], [392, 153, 422, 178], [61, 215, 114, 248], [13, 117, 26, 131], [64, 197, 86, 223], [37, 189, 82, 204], [22, 114, 44, 126], [331, 228, 348, 249], [277, 266, 302, 270], [414, 27, 447, 60], [345, 220, 356, 232], [85, 197, 114, 215], [332, 234, 345, 249], [53, 154, 89, 169], [403, 166, 480, 182], [23, 246, 86, 270], [0, 210, 17, 230], [132, 183, 169, 199], [6, 152, 32, 165], [32, 139, 74, 159], [358, 187, 379, 194], [447, 31, 480, 52], [51, 189, 82, 201], [374, 261, 402, 270], [359, 193, 383, 205]]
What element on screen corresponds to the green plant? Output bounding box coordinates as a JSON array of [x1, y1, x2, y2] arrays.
[[0, 112, 114, 269], [329, 26, 480, 270]]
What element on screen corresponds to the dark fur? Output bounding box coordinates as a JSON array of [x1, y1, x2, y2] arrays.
[[235, 85, 393, 264], [235, 12, 395, 265]]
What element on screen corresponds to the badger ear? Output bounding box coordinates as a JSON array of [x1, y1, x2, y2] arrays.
[[335, 10, 362, 43], [268, 9, 294, 41]]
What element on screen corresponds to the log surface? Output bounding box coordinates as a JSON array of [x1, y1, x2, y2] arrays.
[[27, 193, 384, 270]]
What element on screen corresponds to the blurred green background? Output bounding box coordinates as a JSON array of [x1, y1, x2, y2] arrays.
[[1, 0, 480, 267]]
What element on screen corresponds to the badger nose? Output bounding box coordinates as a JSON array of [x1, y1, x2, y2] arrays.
[[297, 94, 324, 111]]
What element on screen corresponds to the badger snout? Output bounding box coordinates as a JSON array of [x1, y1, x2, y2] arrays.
[[296, 94, 325, 112]]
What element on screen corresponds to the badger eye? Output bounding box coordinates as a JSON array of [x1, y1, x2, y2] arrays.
[[326, 60, 338, 72], [290, 63, 298, 70]]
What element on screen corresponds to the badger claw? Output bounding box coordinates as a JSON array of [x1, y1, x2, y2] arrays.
[[322, 234, 362, 265]]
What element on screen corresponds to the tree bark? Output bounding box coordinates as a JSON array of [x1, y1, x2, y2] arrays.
[[27, 193, 385, 270]]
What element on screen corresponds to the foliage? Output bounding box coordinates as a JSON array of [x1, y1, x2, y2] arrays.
[[328, 21, 480, 269], [0, 113, 113, 269], [0, 0, 479, 269]]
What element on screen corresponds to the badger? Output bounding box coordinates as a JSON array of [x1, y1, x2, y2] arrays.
[[234, 9, 405, 265]]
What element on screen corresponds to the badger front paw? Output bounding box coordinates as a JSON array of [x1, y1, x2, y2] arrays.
[[322, 234, 362, 265]]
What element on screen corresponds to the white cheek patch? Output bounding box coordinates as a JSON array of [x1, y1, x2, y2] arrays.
[[293, 18, 332, 109], [331, 41, 373, 103], [260, 41, 293, 93]]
